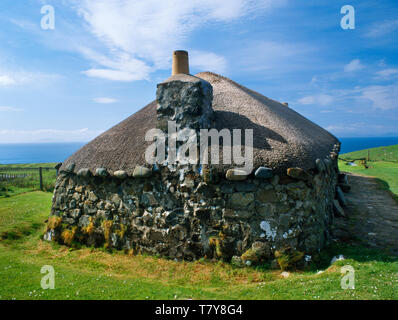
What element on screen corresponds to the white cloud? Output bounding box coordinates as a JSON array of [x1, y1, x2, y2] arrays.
[[344, 59, 364, 72], [366, 19, 398, 38], [69, 0, 281, 80], [0, 106, 22, 112], [190, 51, 227, 73], [326, 123, 397, 136], [0, 128, 104, 143], [360, 84, 398, 110], [78, 47, 152, 81], [83, 69, 144, 81], [93, 97, 118, 104], [297, 94, 334, 106], [376, 68, 398, 79], [297, 82, 398, 111], [0, 75, 16, 86], [0, 70, 60, 87]]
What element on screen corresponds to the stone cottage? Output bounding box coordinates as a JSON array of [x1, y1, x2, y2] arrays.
[[45, 51, 341, 265]]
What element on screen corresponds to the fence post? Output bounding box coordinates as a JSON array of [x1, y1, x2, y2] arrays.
[[39, 167, 43, 191]]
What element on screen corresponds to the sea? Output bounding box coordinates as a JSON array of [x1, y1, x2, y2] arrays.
[[1, 137, 398, 164]]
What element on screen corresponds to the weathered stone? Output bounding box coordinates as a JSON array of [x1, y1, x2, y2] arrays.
[[69, 199, 76, 209], [231, 255, 244, 267], [201, 167, 218, 183], [254, 167, 273, 179], [156, 73, 213, 130], [252, 241, 271, 259], [48, 141, 339, 261], [95, 168, 109, 177], [194, 207, 210, 220], [336, 186, 347, 207], [72, 192, 80, 201], [220, 183, 234, 194], [315, 159, 326, 172], [241, 241, 271, 264], [256, 203, 276, 217], [333, 200, 345, 217], [287, 168, 311, 181], [77, 168, 91, 177], [180, 178, 195, 192], [271, 175, 280, 186], [183, 178, 195, 188], [222, 208, 235, 219], [70, 209, 81, 219], [111, 194, 121, 207], [338, 173, 348, 184], [164, 209, 183, 225], [225, 169, 248, 181], [286, 184, 307, 200], [113, 170, 127, 179], [235, 210, 253, 219], [324, 158, 332, 172], [142, 211, 153, 226], [227, 192, 254, 208], [339, 183, 351, 193], [141, 192, 157, 207], [78, 215, 91, 228], [147, 229, 163, 242], [65, 163, 75, 173], [235, 183, 257, 192], [256, 189, 277, 202], [88, 191, 98, 202], [133, 166, 152, 178], [104, 201, 113, 210]]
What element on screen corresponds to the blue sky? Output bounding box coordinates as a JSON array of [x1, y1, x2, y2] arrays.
[[0, 0, 397, 143]]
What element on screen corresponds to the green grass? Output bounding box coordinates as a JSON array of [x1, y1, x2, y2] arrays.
[[341, 144, 398, 163], [0, 192, 397, 300], [0, 163, 57, 198], [0, 163, 58, 169]]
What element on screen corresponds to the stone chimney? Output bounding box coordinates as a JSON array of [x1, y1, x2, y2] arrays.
[[156, 50, 214, 131]]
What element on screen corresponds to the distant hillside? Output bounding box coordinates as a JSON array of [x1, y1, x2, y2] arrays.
[[340, 144, 398, 162]]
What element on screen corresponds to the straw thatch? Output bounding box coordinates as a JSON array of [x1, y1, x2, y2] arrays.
[[60, 72, 339, 175]]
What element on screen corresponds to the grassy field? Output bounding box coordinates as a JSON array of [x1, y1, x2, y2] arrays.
[[0, 163, 57, 198], [339, 147, 398, 203], [0, 163, 58, 169], [0, 191, 397, 300], [340, 144, 398, 163]]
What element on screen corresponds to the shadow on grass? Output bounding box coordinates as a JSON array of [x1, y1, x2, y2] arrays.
[[310, 242, 397, 272], [0, 222, 43, 241]]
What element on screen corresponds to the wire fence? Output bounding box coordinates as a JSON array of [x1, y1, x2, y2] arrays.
[[0, 166, 58, 196], [341, 148, 398, 163]]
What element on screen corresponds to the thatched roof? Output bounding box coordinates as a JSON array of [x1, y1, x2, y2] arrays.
[[60, 72, 339, 175]]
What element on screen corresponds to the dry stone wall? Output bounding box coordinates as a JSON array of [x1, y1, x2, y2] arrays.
[[46, 153, 339, 265]]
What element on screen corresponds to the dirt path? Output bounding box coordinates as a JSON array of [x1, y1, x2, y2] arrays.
[[333, 172, 398, 256]]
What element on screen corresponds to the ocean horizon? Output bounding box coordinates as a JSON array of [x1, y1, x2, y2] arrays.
[[1, 137, 398, 164]]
